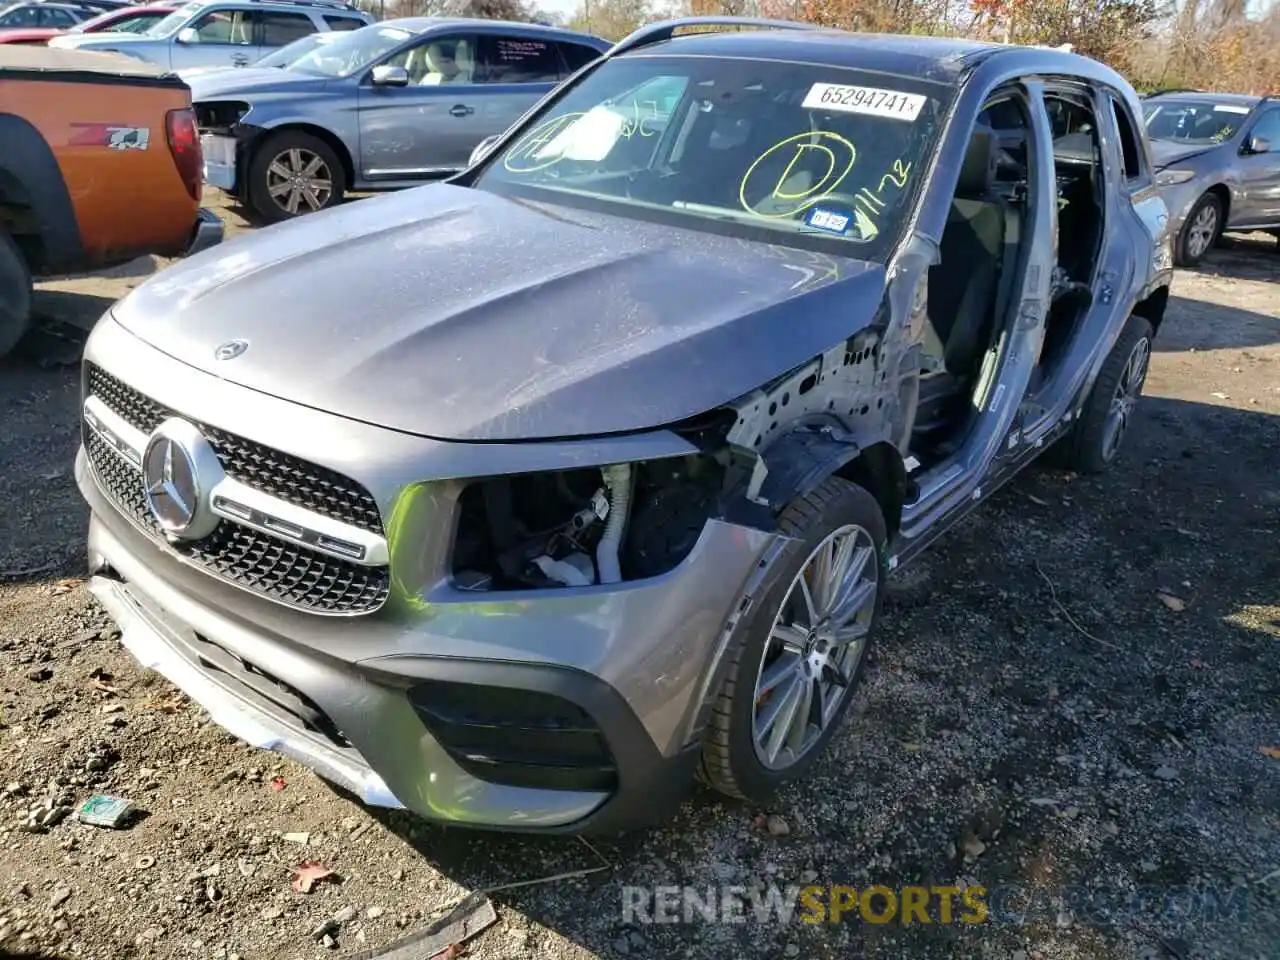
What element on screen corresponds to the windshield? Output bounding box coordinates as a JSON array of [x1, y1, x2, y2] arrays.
[[1143, 99, 1252, 144], [288, 23, 412, 78], [475, 55, 950, 260], [256, 31, 333, 68], [147, 3, 197, 37]]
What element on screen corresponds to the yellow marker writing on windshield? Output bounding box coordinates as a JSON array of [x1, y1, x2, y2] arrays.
[[502, 112, 587, 173], [739, 131, 857, 218]]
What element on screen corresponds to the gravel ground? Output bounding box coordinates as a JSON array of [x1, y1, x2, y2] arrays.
[[0, 197, 1277, 960]]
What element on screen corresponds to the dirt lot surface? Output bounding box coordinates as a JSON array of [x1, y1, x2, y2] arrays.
[[0, 195, 1277, 960]]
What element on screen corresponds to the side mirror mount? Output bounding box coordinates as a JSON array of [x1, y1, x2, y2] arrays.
[[370, 64, 409, 88], [176, 26, 197, 44], [469, 134, 500, 167], [1246, 134, 1271, 155]]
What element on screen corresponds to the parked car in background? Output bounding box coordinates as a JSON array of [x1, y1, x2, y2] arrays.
[[49, 0, 371, 71], [0, 2, 91, 30], [0, 4, 177, 46], [0, 44, 222, 358], [76, 18, 1172, 834], [1143, 91, 1280, 265], [178, 28, 338, 77], [193, 17, 609, 221]]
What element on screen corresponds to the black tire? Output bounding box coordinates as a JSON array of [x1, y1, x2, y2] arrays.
[[699, 476, 887, 801], [1174, 192, 1222, 267], [247, 131, 345, 225], [1054, 314, 1154, 474], [0, 231, 33, 360]]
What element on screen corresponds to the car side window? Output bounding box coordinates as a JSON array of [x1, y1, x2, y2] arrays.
[[555, 41, 600, 75], [43, 8, 78, 26], [1246, 109, 1280, 151], [323, 14, 364, 31], [477, 34, 559, 84], [188, 9, 253, 45], [1108, 95, 1146, 182], [384, 34, 477, 86], [256, 11, 314, 47], [4, 7, 40, 26]]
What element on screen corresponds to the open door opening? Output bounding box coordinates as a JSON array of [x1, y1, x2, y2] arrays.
[[1032, 91, 1106, 390], [908, 92, 1034, 469]]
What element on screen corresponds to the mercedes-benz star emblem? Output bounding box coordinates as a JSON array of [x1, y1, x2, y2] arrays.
[[141, 419, 225, 541], [214, 339, 249, 361]]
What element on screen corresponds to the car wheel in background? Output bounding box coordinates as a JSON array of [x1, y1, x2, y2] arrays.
[[699, 477, 886, 802], [0, 231, 32, 360], [1052, 314, 1154, 474], [1175, 192, 1222, 267], [247, 131, 345, 224]]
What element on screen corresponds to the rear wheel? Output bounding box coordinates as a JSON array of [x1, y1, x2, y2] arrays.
[[1175, 192, 1222, 267], [247, 131, 345, 224], [699, 477, 886, 801], [1053, 314, 1153, 474], [0, 231, 32, 360]]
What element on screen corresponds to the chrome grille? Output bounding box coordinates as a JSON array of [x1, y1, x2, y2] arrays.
[[83, 365, 389, 615], [85, 364, 382, 535]]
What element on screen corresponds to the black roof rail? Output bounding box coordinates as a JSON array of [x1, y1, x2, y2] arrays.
[[607, 16, 820, 59], [252, 0, 361, 10]]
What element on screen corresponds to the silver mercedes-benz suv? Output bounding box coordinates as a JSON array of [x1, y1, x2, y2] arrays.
[[77, 17, 1171, 834]]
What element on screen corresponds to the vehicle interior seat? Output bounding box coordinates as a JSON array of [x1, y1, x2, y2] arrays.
[[913, 123, 1016, 444], [419, 40, 472, 85]]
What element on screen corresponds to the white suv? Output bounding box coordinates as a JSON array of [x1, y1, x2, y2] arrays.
[[49, 0, 372, 71]]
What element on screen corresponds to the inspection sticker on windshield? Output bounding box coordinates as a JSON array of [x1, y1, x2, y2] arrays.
[[805, 207, 851, 235], [802, 83, 926, 121]]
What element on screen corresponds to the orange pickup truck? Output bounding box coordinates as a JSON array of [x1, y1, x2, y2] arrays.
[[0, 46, 222, 358]]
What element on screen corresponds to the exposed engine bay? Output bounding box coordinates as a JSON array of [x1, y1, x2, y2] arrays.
[[451, 452, 728, 591]]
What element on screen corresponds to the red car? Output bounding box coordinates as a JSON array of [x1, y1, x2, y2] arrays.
[[0, 3, 176, 45]]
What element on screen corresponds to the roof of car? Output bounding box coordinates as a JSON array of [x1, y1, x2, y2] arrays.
[[383, 15, 607, 44], [1144, 90, 1262, 106], [633, 29, 1004, 80]]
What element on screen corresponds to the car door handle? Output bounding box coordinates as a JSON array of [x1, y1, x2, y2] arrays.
[[449, 104, 475, 118], [231, 53, 249, 66]]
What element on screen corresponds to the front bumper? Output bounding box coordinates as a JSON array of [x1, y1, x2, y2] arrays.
[[80, 490, 724, 834], [200, 133, 237, 193], [186, 207, 224, 257]]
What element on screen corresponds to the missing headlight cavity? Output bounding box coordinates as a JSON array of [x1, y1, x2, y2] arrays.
[[451, 451, 728, 592]]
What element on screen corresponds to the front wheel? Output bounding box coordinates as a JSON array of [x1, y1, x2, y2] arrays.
[[1175, 192, 1222, 267], [0, 231, 33, 360], [1054, 314, 1154, 474], [247, 131, 345, 224], [699, 477, 886, 802]]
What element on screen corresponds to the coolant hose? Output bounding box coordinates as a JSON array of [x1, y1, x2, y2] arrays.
[[595, 464, 632, 584]]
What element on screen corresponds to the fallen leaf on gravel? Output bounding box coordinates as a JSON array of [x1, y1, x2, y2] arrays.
[[290, 860, 336, 894], [270, 776, 287, 791], [1157, 592, 1187, 612], [1027, 494, 1050, 506], [283, 831, 310, 845], [50, 578, 82, 596], [1259, 747, 1280, 760], [90, 678, 117, 694], [961, 833, 986, 861], [430, 946, 463, 960]]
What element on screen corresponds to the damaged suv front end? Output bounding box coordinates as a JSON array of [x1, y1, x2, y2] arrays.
[[77, 19, 963, 832]]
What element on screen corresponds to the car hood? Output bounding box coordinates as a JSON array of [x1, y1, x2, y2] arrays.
[[187, 66, 327, 98], [112, 184, 887, 442], [1148, 138, 1218, 169]]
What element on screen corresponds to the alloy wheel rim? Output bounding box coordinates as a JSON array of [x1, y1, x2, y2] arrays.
[[1102, 335, 1151, 462], [267, 148, 333, 215], [1186, 204, 1217, 258], [751, 523, 878, 771]]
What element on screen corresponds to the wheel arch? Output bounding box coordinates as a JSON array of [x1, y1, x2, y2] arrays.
[[248, 121, 355, 191], [0, 113, 84, 275]]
